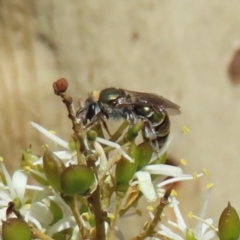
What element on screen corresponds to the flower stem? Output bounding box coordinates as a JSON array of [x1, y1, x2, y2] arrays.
[[132, 188, 171, 240], [63, 195, 85, 238], [30, 225, 54, 240], [88, 186, 106, 240]]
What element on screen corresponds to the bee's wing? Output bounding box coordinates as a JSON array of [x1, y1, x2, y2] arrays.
[[125, 90, 181, 115]]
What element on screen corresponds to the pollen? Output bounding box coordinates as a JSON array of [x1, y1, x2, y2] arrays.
[[72, 151, 77, 157], [147, 205, 154, 211], [188, 211, 194, 219], [41, 144, 49, 150], [182, 126, 190, 134], [171, 189, 178, 196], [25, 166, 31, 172], [25, 204, 31, 210], [203, 168, 209, 175], [206, 183, 214, 189], [0, 157, 3, 162], [108, 213, 115, 219], [180, 158, 187, 165], [49, 130, 56, 134], [192, 171, 197, 180]]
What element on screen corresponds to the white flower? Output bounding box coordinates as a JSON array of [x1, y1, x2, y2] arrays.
[[0, 162, 52, 230], [132, 126, 193, 202], [157, 187, 217, 240], [133, 165, 183, 202]]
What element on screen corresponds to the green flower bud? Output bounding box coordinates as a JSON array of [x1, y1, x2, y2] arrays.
[[68, 138, 77, 150], [136, 141, 153, 170], [2, 218, 31, 240], [43, 149, 65, 192], [218, 202, 240, 240], [116, 142, 138, 192], [49, 199, 63, 225], [92, 123, 105, 138], [87, 130, 98, 141], [185, 229, 197, 240], [61, 165, 95, 196]]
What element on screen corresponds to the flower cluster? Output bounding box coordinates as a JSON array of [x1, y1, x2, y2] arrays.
[[0, 78, 239, 240]]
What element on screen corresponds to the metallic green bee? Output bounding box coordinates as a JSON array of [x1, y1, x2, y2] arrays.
[[77, 88, 180, 152]]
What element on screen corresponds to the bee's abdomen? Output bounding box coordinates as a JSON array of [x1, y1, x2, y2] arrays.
[[155, 115, 170, 148]]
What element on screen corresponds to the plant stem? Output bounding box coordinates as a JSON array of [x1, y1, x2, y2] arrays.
[[88, 186, 106, 240], [31, 225, 54, 240], [131, 188, 171, 240]]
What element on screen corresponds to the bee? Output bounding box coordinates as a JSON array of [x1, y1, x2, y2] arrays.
[[77, 88, 180, 152]]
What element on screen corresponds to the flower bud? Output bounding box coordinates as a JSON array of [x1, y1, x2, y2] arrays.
[[92, 123, 105, 138], [136, 141, 153, 170], [53, 78, 68, 93], [2, 218, 31, 240], [218, 202, 240, 240], [87, 130, 98, 141], [61, 165, 95, 196], [43, 149, 65, 192], [116, 142, 138, 192], [68, 138, 77, 150]]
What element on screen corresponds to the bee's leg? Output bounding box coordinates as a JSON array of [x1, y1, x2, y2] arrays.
[[84, 111, 102, 129], [126, 111, 137, 125], [101, 118, 112, 137], [142, 120, 159, 152]]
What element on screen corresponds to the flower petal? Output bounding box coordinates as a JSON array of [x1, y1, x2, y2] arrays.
[[202, 229, 216, 240], [47, 216, 76, 236], [31, 122, 70, 149], [134, 171, 157, 202], [12, 171, 28, 202], [29, 202, 53, 225], [143, 164, 183, 176], [0, 163, 16, 198], [171, 196, 187, 233], [158, 223, 184, 240], [0, 190, 12, 204]]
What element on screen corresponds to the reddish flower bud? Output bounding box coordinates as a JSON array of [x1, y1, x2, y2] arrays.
[[53, 78, 68, 93]]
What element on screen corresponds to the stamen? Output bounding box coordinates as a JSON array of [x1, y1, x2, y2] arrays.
[[31, 122, 70, 149], [180, 159, 187, 165], [157, 172, 204, 188], [96, 137, 133, 162]]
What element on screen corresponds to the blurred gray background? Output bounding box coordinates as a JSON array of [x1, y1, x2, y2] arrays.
[[1, 0, 240, 236]]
